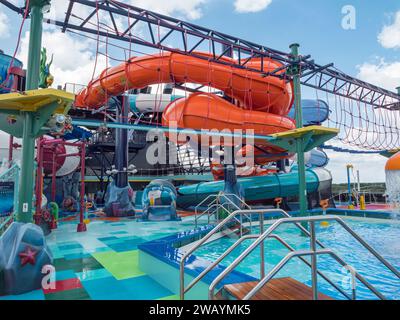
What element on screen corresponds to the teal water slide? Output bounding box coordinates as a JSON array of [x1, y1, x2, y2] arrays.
[[176, 167, 331, 209]]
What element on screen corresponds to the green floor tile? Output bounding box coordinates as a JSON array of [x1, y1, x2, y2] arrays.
[[91, 250, 145, 280], [45, 288, 91, 300]]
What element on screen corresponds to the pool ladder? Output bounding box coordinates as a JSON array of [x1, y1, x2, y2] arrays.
[[194, 193, 253, 234], [180, 209, 400, 300]]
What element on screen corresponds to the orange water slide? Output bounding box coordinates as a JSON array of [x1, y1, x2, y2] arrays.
[[75, 51, 295, 163], [75, 51, 294, 115], [161, 92, 295, 146]]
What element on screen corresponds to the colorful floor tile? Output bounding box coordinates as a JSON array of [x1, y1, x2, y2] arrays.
[[0, 289, 45, 300], [2, 215, 206, 300], [92, 249, 144, 280], [76, 268, 113, 282], [82, 275, 173, 300], [55, 269, 76, 281], [43, 278, 83, 294], [45, 287, 91, 300]]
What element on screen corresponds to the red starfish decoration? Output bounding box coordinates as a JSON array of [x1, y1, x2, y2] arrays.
[[19, 246, 38, 267]]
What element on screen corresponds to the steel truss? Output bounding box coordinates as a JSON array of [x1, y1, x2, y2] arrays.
[[2, 0, 399, 110]]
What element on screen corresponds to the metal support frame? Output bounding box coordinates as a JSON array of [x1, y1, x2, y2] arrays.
[[289, 44, 308, 222], [2, 0, 399, 108], [346, 164, 354, 208], [1, 0, 399, 222], [16, 0, 48, 222]]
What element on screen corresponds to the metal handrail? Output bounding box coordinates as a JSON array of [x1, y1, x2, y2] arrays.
[[208, 215, 400, 300], [215, 194, 253, 232], [184, 232, 352, 300], [194, 195, 218, 215], [194, 193, 252, 228], [241, 249, 385, 300], [195, 203, 219, 224], [180, 208, 308, 299]]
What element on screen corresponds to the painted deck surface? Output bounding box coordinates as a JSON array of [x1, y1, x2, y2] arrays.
[[223, 277, 334, 300], [0, 214, 202, 300]]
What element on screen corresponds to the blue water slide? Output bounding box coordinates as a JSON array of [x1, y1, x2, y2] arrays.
[[288, 99, 330, 126], [307, 149, 329, 167]]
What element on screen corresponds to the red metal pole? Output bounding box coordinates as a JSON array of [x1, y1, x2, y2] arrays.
[[77, 141, 87, 232], [51, 149, 56, 202]]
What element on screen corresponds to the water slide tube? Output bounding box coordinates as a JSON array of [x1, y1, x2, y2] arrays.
[[176, 167, 332, 209], [75, 51, 295, 157]]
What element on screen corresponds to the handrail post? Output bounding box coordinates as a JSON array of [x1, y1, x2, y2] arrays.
[[260, 212, 265, 279], [310, 221, 318, 300], [180, 260, 185, 300]]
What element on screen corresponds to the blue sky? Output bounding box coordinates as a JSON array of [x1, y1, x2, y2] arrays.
[[1, 0, 400, 183]]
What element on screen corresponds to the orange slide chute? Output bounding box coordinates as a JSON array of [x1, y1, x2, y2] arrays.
[[75, 51, 296, 168], [161, 92, 295, 147], [75, 51, 293, 114]]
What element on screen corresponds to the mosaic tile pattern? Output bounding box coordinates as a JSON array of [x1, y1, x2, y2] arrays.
[[0, 214, 203, 300]]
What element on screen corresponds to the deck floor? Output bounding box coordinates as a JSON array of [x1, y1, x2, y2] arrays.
[[224, 277, 334, 300]]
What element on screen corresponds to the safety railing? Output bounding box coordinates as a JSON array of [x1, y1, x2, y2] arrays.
[[180, 208, 303, 300], [194, 192, 252, 228], [333, 190, 386, 206], [208, 215, 400, 300]]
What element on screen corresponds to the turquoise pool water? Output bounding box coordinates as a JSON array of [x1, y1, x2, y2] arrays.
[[195, 217, 400, 300]]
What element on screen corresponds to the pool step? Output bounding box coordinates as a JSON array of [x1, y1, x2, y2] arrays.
[[221, 277, 334, 300]]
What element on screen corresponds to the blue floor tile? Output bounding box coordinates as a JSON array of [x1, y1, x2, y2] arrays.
[[58, 243, 83, 250], [76, 268, 113, 282], [108, 242, 138, 252], [110, 231, 128, 235], [98, 236, 118, 242], [56, 269, 77, 281], [82, 275, 173, 300], [64, 252, 91, 260], [0, 289, 45, 300]]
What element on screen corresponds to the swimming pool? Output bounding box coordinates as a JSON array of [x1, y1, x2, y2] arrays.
[[194, 217, 400, 300]]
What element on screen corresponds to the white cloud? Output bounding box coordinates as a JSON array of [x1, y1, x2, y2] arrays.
[[357, 58, 400, 92], [234, 0, 272, 13], [17, 30, 108, 89], [129, 0, 208, 20], [0, 10, 10, 38], [378, 11, 400, 49]]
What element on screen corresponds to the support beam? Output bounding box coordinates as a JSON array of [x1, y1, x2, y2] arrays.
[[17, 0, 50, 222], [289, 43, 308, 220], [115, 95, 129, 188]]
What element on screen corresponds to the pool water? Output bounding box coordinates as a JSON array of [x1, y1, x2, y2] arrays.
[[195, 217, 400, 300]]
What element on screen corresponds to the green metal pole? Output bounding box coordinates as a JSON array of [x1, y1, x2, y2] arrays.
[[17, 0, 49, 222], [290, 43, 308, 219], [26, 2, 45, 90], [396, 87, 400, 95]]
